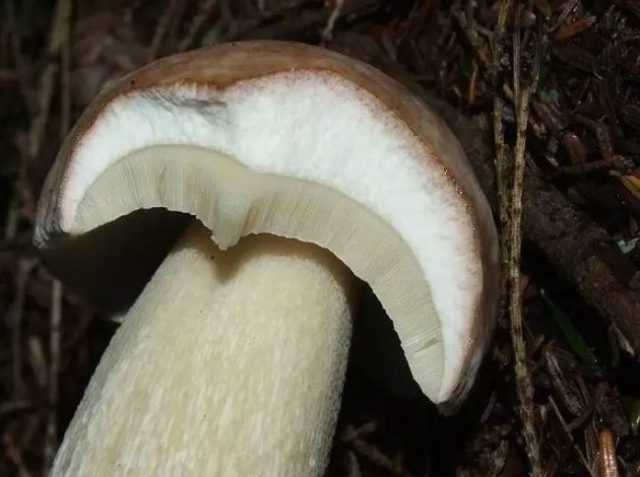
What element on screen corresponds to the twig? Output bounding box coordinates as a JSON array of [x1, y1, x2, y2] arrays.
[[2, 433, 31, 477], [492, 0, 511, 273], [510, 86, 540, 473], [59, 12, 71, 137], [493, 97, 508, 256], [342, 420, 379, 441], [553, 0, 580, 31], [0, 400, 31, 416], [123, 0, 147, 23], [468, 60, 478, 105], [490, 440, 509, 477], [347, 451, 362, 477], [480, 391, 498, 423], [43, 1, 71, 468], [27, 0, 72, 161], [556, 156, 630, 176], [9, 259, 36, 400], [6, 0, 34, 116], [4, 198, 20, 242], [349, 437, 409, 476], [178, 0, 218, 52], [322, 0, 344, 43], [27, 336, 48, 389], [148, 0, 180, 60], [549, 396, 596, 476], [342, 422, 408, 476], [4, 0, 31, 241], [597, 428, 620, 477], [512, 5, 521, 110], [43, 280, 63, 473], [229, 1, 364, 43], [43, 281, 63, 466], [508, 3, 542, 474], [451, 0, 490, 67]]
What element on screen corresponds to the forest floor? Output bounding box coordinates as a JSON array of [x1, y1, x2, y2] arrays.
[[2, 1, 640, 476]]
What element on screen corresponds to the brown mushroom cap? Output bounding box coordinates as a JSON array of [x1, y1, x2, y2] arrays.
[[35, 41, 499, 407]]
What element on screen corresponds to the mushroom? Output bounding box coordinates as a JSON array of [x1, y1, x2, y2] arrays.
[[35, 41, 499, 476]]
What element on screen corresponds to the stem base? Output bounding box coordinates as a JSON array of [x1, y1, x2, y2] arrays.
[[52, 225, 353, 476]]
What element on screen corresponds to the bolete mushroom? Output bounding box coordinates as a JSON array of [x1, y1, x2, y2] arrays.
[[36, 41, 499, 476]]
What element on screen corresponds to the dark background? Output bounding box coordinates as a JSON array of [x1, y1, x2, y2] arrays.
[[2, 1, 640, 475]]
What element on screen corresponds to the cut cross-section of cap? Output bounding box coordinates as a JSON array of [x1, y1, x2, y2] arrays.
[[36, 40, 499, 406]]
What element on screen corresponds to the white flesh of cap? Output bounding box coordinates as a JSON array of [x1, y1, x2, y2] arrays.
[[53, 72, 483, 402]]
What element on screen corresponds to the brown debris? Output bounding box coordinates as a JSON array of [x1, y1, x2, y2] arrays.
[[598, 427, 621, 477], [2, 0, 640, 476]]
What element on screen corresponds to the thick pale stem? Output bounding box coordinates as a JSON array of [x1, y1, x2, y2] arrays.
[[52, 224, 353, 476]]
